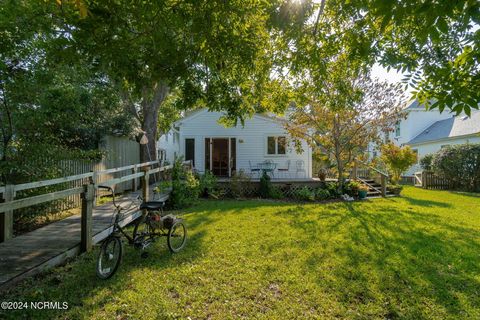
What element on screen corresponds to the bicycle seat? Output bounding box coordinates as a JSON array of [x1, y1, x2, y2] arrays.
[[140, 201, 165, 211]]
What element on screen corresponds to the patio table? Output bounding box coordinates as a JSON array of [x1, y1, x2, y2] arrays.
[[258, 161, 277, 178]]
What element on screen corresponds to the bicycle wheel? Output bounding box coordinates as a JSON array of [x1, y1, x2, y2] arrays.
[[96, 236, 122, 279], [167, 220, 187, 253]]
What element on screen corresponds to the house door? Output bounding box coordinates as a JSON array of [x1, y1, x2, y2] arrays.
[[205, 138, 236, 177]]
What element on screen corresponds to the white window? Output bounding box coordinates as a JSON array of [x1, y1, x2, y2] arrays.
[[266, 136, 286, 155], [395, 121, 401, 137]]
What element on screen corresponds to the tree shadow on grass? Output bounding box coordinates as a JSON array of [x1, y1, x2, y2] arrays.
[[0, 213, 211, 320], [299, 201, 480, 318]]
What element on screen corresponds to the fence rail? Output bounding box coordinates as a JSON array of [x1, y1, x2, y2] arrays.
[[0, 160, 191, 244]]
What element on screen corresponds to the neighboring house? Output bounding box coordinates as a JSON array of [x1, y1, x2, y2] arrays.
[[405, 111, 480, 175], [157, 108, 312, 179], [157, 130, 179, 164], [373, 100, 480, 176]]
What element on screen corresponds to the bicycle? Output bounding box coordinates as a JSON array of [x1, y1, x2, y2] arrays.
[[95, 185, 187, 279]]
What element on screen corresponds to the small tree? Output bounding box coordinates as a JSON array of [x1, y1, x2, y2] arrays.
[[380, 143, 417, 184], [286, 63, 405, 191]]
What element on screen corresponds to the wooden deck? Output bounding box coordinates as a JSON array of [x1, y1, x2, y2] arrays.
[[0, 189, 156, 291]]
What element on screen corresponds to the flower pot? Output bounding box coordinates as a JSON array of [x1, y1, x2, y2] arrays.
[[358, 190, 368, 199]]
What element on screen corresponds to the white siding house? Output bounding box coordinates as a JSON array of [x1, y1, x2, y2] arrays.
[[158, 109, 312, 179], [373, 100, 480, 176]]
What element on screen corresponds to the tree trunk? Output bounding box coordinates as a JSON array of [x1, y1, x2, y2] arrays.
[[140, 82, 170, 163]]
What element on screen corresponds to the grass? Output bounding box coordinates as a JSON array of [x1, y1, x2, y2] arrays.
[[1, 187, 479, 319]]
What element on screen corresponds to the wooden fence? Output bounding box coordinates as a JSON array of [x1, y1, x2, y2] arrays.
[[0, 160, 190, 244], [414, 171, 452, 190]]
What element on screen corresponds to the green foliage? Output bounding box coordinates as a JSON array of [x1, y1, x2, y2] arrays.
[[420, 154, 434, 171], [315, 188, 330, 201], [325, 182, 341, 199], [343, 180, 361, 197], [432, 144, 480, 192], [199, 170, 220, 199], [387, 184, 403, 195], [292, 186, 316, 202], [169, 158, 200, 209], [259, 171, 272, 199], [380, 142, 418, 184], [269, 186, 284, 200]]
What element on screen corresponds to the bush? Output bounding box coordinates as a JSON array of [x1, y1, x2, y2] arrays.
[[199, 170, 219, 198], [420, 154, 434, 171], [315, 188, 330, 201], [169, 158, 200, 208], [380, 142, 417, 184], [292, 186, 315, 201], [432, 144, 480, 192], [269, 186, 284, 199], [259, 172, 272, 198], [230, 169, 251, 198], [387, 184, 403, 195], [343, 180, 361, 197], [325, 182, 340, 199]]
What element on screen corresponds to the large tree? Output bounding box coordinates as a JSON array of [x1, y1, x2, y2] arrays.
[[46, 0, 304, 161]]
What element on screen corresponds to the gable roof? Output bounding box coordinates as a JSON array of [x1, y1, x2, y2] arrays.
[[173, 108, 284, 126], [407, 111, 480, 145]]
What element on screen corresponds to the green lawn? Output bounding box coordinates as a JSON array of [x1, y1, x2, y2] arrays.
[[2, 187, 480, 319]]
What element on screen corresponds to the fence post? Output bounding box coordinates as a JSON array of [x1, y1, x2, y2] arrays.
[[421, 171, 427, 189], [0, 185, 15, 243], [81, 182, 94, 253], [132, 165, 138, 191], [380, 174, 387, 197], [141, 166, 150, 202], [92, 170, 98, 205]]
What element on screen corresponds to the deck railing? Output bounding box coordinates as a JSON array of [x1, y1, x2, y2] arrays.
[[352, 159, 389, 197], [0, 160, 191, 246]]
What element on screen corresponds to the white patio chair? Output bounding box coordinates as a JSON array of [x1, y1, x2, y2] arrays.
[[249, 161, 260, 179], [295, 160, 306, 178], [277, 160, 290, 179]]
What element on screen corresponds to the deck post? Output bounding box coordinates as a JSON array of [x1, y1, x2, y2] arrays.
[[0, 185, 15, 243], [380, 174, 387, 197], [141, 167, 150, 202], [81, 182, 94, 252], [132, 165, 138, 191]]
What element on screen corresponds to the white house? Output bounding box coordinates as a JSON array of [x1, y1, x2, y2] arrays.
[[157, 108, 312, 179], [381, 100, 480, 176]]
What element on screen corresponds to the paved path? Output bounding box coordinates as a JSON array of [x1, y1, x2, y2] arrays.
[[0, 189, 164, 290]]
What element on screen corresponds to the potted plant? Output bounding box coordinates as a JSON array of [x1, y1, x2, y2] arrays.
[[358, 185, 369, 199], [317, 168, 327, 182]]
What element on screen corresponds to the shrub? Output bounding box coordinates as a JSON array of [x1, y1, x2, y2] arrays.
[[420, 154, 434, 171], [269, 186, 284, 199], [387, 184, 403, 195], [292, 186, 316, 201], [432, 144, 480, 192], [169, 158, 200, 208], [315, 188, 330, 201], [325, 182, 340, 199], [259, 171, 272, 198], [343, 180, 361, 197], [230, 169, 252, 198], [199, 170, 219, 198], [380, 142, 417, 184]]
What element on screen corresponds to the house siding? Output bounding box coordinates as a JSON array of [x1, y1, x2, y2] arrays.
[[406, 135, 480, 175], [174, 110, 312, 178]]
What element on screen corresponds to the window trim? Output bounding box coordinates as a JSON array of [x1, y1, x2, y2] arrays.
[[265, 135, 287, 157]]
